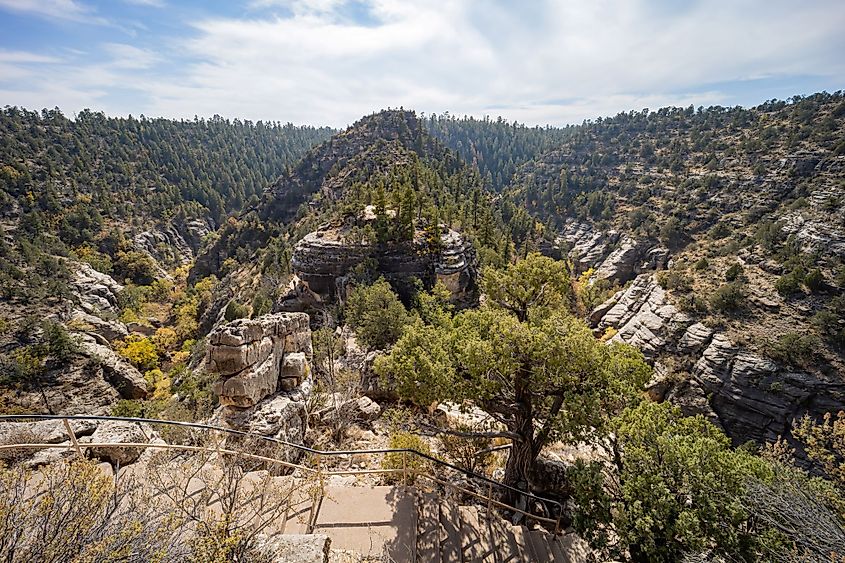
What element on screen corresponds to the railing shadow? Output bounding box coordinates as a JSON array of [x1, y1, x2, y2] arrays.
[[0, 414, 563, 535]]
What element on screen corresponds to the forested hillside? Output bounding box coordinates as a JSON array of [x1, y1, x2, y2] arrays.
[[0, 107, 333, 224], [425, 113, 572, 191]]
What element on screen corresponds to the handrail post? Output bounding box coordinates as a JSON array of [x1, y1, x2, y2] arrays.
[[554, 515, 561, 535], [486, 481, 493, 516], [401, 451, 407, 486], [62, 418, 84, 458]]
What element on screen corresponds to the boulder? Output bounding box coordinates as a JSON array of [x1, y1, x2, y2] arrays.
[[78, 336, 149, 400], [251, 533, 331, 563], [72, 262, 123, 314], [88, 421, 150, 466], [69, 309, 128, 342]]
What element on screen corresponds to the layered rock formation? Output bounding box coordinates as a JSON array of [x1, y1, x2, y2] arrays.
[[281, 223, 477, 310], [72, 262, 124, 315], [134, 217, 213, 266], [594, 273, 845, 448], [554, 219, 668, 284], [207, 313, 314, 464], [209, 313, 313, 407]]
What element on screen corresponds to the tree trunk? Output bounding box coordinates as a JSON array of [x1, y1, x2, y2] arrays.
[[502, 410, 537, 514]]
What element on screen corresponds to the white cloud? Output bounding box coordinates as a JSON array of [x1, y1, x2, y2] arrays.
[[122, 0, 164, 7], [0, 0, 108, 24], [1, 0, 844, 125], [102, 43, 158, 69]]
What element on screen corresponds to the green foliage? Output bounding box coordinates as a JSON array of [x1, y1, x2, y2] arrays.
[[43, 320, 78, 363], [250, 290, 273, 318], [412, 280, 454, 326], [764, 332, 819, 366], [725, 262, 744, 282], [656, 268, 692, 291], [345, 278, 414, 350], [775, 270, 804, 296], [381, 430, 432, 483], [113, 251, 159, 285], [709, 282, 745, 312], [693, 257, 709, 271], [572, 401, 773, 561], [0, 107, 332, 225], [375, 256, 650, 490], [224, 300, 250, 322], [804, 268, 824, 291], [480, 253, 572, 322]]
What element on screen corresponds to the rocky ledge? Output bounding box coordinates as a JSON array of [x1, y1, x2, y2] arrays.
[[594, 273, 845, 448]]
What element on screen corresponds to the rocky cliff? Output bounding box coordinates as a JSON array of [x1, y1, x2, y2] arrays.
[[279, 222, 477, 310], [594, 273, 845, 449], [554, 219, 668, 284], [207, 313, 314, 463]]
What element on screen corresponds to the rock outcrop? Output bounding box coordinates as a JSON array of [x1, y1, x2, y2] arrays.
[[209, 313, 312, 408], [72, 262, 124, 315], [554, 219, 668, 284], [134, 217, 213, 266], [207, 313, 314, 465], [281, 223, 477, 310], [593, 272, 845, 448]]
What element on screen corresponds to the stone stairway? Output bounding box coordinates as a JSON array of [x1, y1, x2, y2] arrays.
[[414, 491, 588, 563], [297, 484, 589, 562]]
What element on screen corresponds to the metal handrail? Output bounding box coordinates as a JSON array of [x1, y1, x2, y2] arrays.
[[0, 414, 564, 532]]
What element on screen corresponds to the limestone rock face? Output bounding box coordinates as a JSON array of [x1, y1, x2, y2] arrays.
[[72, 262, 124, 315], [207, 313, 315, 466], [208, 313, 313, 408], [134, 217, 213, 266], [78, 335, 150, 400], [597, 275, 699, 359], [554, 219, 668, 284], [593, 272, 845, 448], [283, 224, 477, 309], [69, 309, 128, 343]]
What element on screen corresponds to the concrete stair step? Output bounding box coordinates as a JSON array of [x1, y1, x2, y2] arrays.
[[556, 533, 592, 563], [509, 525, 536, 562], [459, 506, 496, 562], [312, 485, 415, 561], [528, 529, 555, 562], [548, 534, 567, 562], [439, 501, 463, 563], [416, 492, 441, 563], [485, 514, 524, 563]]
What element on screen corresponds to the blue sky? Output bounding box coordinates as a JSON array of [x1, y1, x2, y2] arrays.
[[0, 0, 843, 127]]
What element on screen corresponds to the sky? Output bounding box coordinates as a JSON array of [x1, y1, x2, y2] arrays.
[[0, 0, 843, 128]]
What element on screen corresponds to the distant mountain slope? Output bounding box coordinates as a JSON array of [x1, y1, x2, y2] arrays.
[[192, 109, 538, 281], [425, 113, 572, 191], [0, 107, 334, 225]]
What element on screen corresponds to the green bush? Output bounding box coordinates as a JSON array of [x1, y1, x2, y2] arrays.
[[725, 263, 743, 282], [693, 257, 709, 271], [709, 282, 744, 312], [764, 333, 818, 366], [345, 278, 413, 350], [224, 300, 250, 322], [804, 268, 824, 292], [381, 430, 432, 483], [775, 271, 802, 296]]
